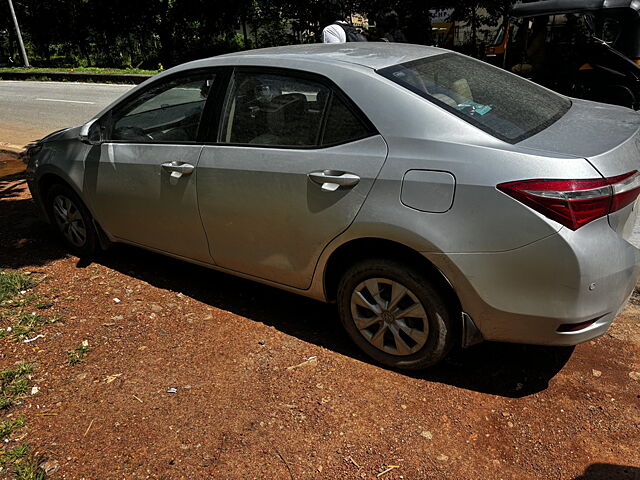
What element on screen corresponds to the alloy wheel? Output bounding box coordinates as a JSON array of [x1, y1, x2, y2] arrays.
[[52, 194, 87, 247], [350, 277, 429, 356]]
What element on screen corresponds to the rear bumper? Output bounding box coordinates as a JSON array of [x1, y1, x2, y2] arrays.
[[427, 217, 640, 346]]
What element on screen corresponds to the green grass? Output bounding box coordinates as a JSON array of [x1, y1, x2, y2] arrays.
[[11, 455, 47, 480], [0, 272, 60, 341], [0, 369, 49, 480], [67, 341, 90, 365], [0, 363, 34, 381], [0, 66, 158, 75], [0, 271, 35, 304], [0, 363, 34, 411], [34, 300, 53, 310], [1, 444, 47, 479], [2, 444, 29, 462], [0, 417, 25, 439], [7, 312, 61, 341]]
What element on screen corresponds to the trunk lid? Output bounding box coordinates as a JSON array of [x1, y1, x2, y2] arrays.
[[518, 98, 640, 242]]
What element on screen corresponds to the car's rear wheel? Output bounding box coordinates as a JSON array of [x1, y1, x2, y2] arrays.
[[337, 259, 455, 370], [45, 184, 98, 257]]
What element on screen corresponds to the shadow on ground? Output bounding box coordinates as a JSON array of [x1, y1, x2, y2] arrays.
[[1, 181, 574, 398], [573, 463, 640, 480], [89, 243, 574, 398], [0, 169, 67, 269]]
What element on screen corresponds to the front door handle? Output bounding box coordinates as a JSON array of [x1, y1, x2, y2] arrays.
[[308, 170, 360, 192], [162, 161, 195, 176]]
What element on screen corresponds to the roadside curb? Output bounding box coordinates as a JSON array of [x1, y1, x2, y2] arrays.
[[0, 70, 152, 85], [0, 143, 26, 153]]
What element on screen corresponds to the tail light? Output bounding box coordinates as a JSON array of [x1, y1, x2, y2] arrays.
[[497, 171, 640, 230]]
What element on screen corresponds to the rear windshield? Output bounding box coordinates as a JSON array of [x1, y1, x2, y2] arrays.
[[377, 53, 571, 143]]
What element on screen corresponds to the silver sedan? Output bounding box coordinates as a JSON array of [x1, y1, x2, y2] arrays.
[[25, 43, 640, 369]]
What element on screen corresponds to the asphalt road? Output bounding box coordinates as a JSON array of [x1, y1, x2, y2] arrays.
[[0, 80, 134, 147]]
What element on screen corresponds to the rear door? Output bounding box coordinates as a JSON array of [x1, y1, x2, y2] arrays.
[[92, 70, 217, 262], [197, 67, 388, 289]]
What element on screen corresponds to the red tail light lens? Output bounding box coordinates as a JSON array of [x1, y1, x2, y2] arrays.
[[497, 171, 640, 230]]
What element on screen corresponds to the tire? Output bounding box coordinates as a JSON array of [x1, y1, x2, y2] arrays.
[[45, 183, 98, 257], [337, 258, 455, 370]]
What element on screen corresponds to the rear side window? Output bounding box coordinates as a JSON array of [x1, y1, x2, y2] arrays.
[[220, 71, 329, 147], [322, 95, 372, 146], [378, 53, 571, 143], [219, 69, 376, 148]]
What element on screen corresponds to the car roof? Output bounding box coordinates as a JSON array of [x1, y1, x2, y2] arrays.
[[213, 43, 447, 71]]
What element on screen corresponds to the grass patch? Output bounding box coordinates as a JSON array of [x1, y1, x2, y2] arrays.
[[67, 341, 90, 366], [0, 272, 60, 341], [10, 452, 47, 480], [33, 300, 53, 310], [0, 271, 35, 304], [0, 364, 34, 410], [0, 66, 158, 75], [0, 441, 49, 480], [2, 444, 29, 462], [0, 417, 25, 439], [6, 312, 61, 342]]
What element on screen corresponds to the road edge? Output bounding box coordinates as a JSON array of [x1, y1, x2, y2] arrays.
[[0, 70, 151, 85]]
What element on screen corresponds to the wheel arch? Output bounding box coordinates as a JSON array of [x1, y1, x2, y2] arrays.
[[322, 237, 462, 317], [37, 171, 80, 223], [36, 170, 111, 249]]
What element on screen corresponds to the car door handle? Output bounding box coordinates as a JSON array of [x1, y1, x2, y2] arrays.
[[161, 161, 195, 175], [308, 170, 360, 192]]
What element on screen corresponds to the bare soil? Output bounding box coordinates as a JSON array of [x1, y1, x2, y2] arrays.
[[1, 160, 639, 480]]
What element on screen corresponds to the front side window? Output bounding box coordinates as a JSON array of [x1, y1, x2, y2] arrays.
[[378, 53, 571, 143], [219, 70, 375, 147], [110, 72, 215, 143]]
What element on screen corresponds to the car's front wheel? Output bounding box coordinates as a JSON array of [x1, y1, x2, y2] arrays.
[[337, 259, 455, 370], [45, 183, 98, 257]]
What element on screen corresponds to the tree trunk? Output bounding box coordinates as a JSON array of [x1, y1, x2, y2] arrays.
[[157, 0, 174, 67], [242, 11, 249, 49], [471, 5, 478, 57]]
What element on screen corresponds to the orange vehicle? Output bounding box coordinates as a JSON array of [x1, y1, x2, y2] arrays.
[[485, 0, 640, 109], [485, 22, 511, 65]]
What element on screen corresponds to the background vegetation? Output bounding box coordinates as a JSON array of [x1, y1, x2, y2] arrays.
[[0, 0, 513, 70]]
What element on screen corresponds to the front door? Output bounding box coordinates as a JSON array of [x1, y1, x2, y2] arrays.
[[92, 71, 217, 262], [197, 68, 388, 289]]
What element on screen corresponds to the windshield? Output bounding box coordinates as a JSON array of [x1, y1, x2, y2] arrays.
[[490, 25, 505, 46], [377, 53, 571, 143]]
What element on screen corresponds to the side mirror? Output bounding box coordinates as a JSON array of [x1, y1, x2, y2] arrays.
[[79, 118, 101, 145]]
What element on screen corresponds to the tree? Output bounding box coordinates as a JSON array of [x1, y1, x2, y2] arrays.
[[1, 0, 512, 68]]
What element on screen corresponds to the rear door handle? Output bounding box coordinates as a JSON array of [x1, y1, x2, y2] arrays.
[[308, 170, 360, 192], [162, 161, 195, 177]]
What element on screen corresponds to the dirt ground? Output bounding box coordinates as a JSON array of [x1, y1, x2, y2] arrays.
[[1, 156, 639, 480]]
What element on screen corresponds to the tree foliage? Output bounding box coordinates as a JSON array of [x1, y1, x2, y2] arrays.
[[0, 0, 513, 68]]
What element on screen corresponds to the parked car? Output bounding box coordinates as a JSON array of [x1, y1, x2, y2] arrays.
[[25, 43, 640, 369]]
